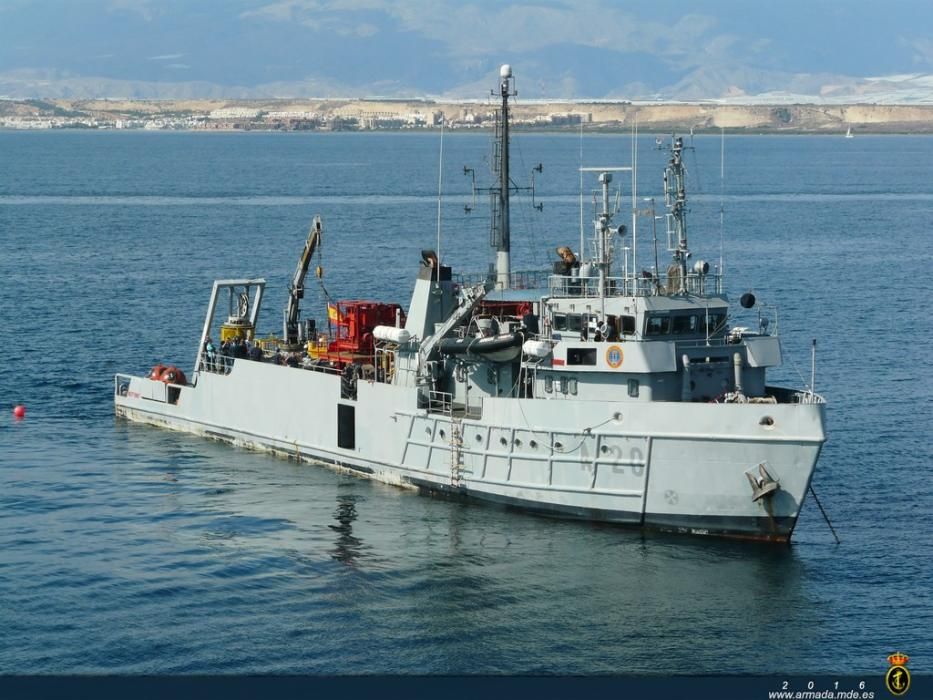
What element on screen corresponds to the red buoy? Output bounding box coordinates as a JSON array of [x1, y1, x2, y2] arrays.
[[13, 405, 26, 419]]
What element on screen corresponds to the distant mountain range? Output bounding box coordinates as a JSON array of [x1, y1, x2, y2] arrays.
[[2, 67, 933, 104]]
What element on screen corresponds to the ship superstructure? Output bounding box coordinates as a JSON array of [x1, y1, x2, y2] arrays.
[[115, 66, 826, 542]]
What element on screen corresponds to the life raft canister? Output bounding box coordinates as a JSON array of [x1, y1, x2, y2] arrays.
[[152, 364, 187, 385]]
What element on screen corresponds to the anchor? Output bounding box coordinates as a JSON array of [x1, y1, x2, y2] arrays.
[[745, 462, 780, 501]]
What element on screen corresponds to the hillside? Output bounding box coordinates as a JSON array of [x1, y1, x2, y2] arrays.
[[3, 98, 933, 133]]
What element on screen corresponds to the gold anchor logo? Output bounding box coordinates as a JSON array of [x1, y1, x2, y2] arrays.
[[885, 651, 911, 696]]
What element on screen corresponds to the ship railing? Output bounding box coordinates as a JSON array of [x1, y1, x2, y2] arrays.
[[456, 270, 551, 290], [683, 273, 723, 296], [676, 337, 735, 350], [768, 386, 827, 405], [200, 355, 230, 373], [428, 390, 453, 415], [454, 269, 723, 297], [798, 391, 826, 405], [548, 272, 723, 298], [458, 399, 483, 420], [427, 390, 483, 419]]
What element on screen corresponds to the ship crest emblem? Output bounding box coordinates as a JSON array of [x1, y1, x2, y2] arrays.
[[605, 345, 624, 369], [885, 652, 911, 696]]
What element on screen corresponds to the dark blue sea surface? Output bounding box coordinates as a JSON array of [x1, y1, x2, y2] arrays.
[[0, 130, 930, 675]]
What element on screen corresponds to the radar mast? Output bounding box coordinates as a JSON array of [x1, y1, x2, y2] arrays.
[[664, 136, 690, 293], [492, 64, 515, 289]]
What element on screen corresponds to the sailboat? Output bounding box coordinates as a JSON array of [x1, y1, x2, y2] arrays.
[[845, 126, 854, 139]]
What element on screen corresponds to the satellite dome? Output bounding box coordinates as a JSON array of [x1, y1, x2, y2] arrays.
[[500, 64, 512, 79]]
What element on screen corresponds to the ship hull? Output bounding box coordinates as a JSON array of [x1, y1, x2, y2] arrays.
[[115, 362, 825, 543]]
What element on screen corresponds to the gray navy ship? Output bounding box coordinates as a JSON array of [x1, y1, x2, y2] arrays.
[[115, 66, 827, 542]]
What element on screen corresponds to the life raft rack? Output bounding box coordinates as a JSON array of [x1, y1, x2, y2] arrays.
[[149, 364, 188, 386]]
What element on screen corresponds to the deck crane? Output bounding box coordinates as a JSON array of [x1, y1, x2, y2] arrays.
[[283, 215, 323, 349]]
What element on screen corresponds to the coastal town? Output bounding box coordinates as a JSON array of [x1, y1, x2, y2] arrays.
[[4, 97, 933, 133]]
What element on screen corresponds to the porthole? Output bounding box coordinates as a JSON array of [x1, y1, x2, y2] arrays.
[[554, 441, 563, 449], [600, 444, 609, 454], [514, 438, 522, 447], [529, 440, 538, 449], [439, 429, 446, 439], [475, 434, 483, 443], [759, 416, 775, 428], [500, 437, 508, 446]]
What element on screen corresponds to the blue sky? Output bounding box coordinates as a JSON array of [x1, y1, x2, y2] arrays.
[[1, 0, 932, 98]]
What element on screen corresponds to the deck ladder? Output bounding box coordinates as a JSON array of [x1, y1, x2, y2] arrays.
[[449, 416, 466, 487]]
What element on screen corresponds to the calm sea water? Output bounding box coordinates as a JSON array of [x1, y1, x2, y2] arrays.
[[0, 130, 930, 675]]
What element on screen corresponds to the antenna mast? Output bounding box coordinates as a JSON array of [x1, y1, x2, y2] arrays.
[[663, 136, 690, 293], [492, 64, 516, 289], [464, 65, 542, 288], [581, 166, 630, 309], [436, 118, 445, 269], [719, 127, 725, 278], [579, 122, 584, 259]]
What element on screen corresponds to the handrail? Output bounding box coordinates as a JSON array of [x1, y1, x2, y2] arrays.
[[548, 272, 723, 298], [455, 268, 724, 299], [428, 390, 453, 415]]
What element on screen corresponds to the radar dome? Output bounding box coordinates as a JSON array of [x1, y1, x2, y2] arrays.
[[500, 64, 512, 79]]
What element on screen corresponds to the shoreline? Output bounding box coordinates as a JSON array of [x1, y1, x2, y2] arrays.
[[4, 99, 933, 134], [3, 126, 933, 135]]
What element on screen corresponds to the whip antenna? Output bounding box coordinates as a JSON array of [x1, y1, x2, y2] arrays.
[[579, 121, 584, 257], [720, 127, 725, 277], [436, 117, 445, 269]]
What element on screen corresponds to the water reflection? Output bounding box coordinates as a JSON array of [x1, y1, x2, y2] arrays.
[[386, 506, 818, 673], [329, 492, 364, 566]]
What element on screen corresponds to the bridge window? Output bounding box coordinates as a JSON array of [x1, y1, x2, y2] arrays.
[[645, 315, 671, 336], [553, 313, 584, 333], [672, 314, 699, 335], [646, 313, 720, 336], [620, 315, 636, 334]]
